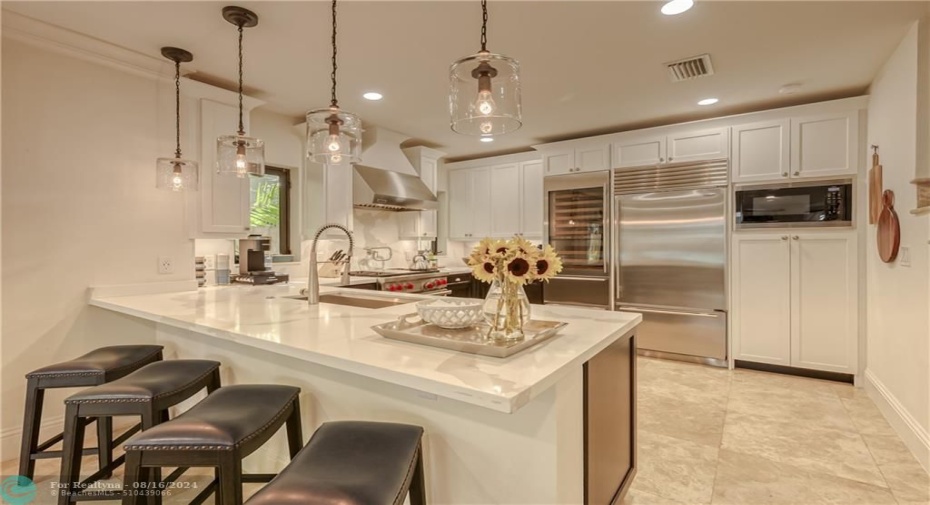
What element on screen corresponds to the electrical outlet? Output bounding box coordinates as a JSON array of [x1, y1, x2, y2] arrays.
[[899, 246, 911, 267], [204, 254, 216, 270], [157, 256, 174, 275]]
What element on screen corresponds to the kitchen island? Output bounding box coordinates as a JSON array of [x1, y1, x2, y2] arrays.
[[90, 283, 640, 504]]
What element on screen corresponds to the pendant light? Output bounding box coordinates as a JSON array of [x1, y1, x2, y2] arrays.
[[449, 0, 522, 137], [156, 47, 199, 191], [216, 6, 264, 177], [306, 0, 361, 167]]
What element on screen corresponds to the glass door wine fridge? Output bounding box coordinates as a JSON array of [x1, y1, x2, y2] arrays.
[[543, 171, 611, 309]]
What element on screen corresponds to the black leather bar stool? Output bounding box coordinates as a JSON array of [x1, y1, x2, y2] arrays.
[[245, 421, 426, 505], [19, 345, 164, 481], [58, 359, 221, 505], [121, 385, 302, 505]]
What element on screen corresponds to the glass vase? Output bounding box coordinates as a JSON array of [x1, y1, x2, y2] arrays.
[[482, 278, 531, 342]]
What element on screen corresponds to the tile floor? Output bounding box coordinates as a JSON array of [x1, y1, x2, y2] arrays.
[[622, 357, 930, 505], [4, 357, 928, 504]]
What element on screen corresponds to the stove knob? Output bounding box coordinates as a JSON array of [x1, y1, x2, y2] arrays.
[[439, 279, 448, 286], [387, 284, 398, 292], [424, 281, 434, 290], [405, 283, 414, 290]]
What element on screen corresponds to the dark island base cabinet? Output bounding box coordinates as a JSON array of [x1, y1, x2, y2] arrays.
[[458, 274, 545, 304], [585, 332, 637, 504]]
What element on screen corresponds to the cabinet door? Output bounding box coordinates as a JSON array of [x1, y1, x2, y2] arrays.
[[667, 127, 729, 165], [791, 111, 859, 179], [489, 164, 521, 237], [520, 161, 544, 237], [470, 167, 492, 239], [419, 157, 438, 238], [790, 232, 857, 373], [611, 136, 666, 168], [543, 151, 573, 175], [732, 120, 790, 183], [576, 143, 611, 172], [732, 234, 792, 365], [397, 211, 421, 239], [198, 100, 251, 234], [448, 169, 472, 239]]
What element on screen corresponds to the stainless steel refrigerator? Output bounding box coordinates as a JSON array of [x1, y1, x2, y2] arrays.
[[543, 171, 611, 309], [613, 160, 728, 366]]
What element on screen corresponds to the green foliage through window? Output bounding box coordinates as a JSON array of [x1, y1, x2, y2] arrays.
[[250, 180, 281, 228]]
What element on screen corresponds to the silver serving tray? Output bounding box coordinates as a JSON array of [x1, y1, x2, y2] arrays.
[[372, 314, 567, 358]]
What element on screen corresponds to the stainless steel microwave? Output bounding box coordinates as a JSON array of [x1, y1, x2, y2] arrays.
[[735, 180, 853, 229]]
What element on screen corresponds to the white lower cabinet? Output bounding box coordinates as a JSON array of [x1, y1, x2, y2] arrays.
[[732, 231, 857, 374]]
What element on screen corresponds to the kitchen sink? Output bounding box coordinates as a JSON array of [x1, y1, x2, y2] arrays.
[[285, 293, 414, 309]]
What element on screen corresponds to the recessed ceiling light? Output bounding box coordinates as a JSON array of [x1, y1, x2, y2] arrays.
[[697, 97, 719, 106], [480, 137, 494, 143], [661, 0, 694, 16], [779, 83, 802, 95], [362, 92, 383, 101]]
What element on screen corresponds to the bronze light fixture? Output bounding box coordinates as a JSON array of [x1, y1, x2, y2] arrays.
[[156, 47, 199, 191], [216, 6, 265, 177], [449, 0, 522, 137]]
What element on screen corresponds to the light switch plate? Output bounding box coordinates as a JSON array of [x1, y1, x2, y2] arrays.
[[204, 254, 216, 270], [157, 256, 174, 275], [900, 246, 911, 267]]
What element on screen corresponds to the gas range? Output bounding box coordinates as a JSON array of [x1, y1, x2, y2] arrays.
[[349, 269, 449, 294]]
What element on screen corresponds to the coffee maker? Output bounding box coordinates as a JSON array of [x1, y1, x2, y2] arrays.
[[233, 236, 289, 285]]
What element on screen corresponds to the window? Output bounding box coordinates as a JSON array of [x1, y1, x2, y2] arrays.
[[249, 166, 291, 255]]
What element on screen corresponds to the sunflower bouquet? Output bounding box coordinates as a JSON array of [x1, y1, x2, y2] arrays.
[[467, 236, 563, 341]]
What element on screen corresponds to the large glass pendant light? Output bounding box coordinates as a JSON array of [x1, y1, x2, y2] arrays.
[[449, 0, 522, 137], [216, 6, 264, 177], [306, 0, 361, 167], [156, 47, 199, 191]]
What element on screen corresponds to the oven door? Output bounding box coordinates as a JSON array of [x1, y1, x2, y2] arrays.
[[735, 181, 852, 228]]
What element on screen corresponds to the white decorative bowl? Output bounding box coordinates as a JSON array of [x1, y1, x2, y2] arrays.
[[417, 298, 483, 329]]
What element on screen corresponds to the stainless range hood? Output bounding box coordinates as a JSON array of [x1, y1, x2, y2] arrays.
[[353, 127, 438, 212]]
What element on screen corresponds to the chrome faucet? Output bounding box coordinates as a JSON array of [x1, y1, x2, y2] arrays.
[[307, 224, 354, 305]]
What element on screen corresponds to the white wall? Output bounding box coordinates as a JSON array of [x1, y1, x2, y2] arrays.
[[0, 39, 194, 460], [865, 21, 930, 471]]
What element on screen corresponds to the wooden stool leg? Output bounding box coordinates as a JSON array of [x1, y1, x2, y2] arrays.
[[284, 400, 303, 459], [139, 408, 161, 505], [408, 445, 427, 505], [213, 467, 222, 505], [217, 454, 242, 505], [121, 450, 145, 505], [18, 378, 44, 480], [207, 369, 221, 393], [57, 404, 86, 505], [96, 416, 114, 478]]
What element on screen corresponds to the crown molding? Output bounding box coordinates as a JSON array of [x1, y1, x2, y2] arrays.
[[1, 9, 265, 110]]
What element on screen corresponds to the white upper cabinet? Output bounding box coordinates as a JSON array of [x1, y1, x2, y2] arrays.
[[520, 161, 544, 237], [611, 127, 729, 170], [489, 164, 521, 237], [791, 111, 859, 179], [732, 119, 790, 183], [448, 167, 491, 240], [398, 147, 443, 239], [189, 99, 251, 237], [540, 141, 610, 175]]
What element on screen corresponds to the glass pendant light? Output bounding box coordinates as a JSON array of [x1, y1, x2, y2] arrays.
[[449, 0, 522, 137], [306, 0, 361, 167], [216, 6, 264, 177], [156, 47, 199, 191]]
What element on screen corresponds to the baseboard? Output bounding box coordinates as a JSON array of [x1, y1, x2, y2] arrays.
[[864, 369, 930, 473]]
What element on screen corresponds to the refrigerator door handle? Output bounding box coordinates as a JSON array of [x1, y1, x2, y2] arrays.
[[555, 276, 609, 282], [617, 306, 722, 318]]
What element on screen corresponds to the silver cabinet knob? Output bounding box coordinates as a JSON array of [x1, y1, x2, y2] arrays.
[[793, 171, 800, 176], [659, 157, 664, 163], [792, 235, 799, 240], [782, 172, 788, 177], [668, 157, 673, 162], [781, 235, 788, 240]]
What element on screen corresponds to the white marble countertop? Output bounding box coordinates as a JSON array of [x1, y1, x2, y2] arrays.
[[89, 284, 640, 413]]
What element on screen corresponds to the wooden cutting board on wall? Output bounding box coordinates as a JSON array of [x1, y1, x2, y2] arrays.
[[877, 190, 900, 263], [869, 147, 883, 224]]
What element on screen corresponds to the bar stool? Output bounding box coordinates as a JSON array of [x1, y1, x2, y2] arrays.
[[121, 385, 302, 505], [244, 421, 426, 505], [19, 345, 164, 481], [58, 359, 221, 505]]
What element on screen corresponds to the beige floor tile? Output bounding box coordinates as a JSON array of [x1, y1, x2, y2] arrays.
[[731, 368, 841, 398], [727, 381, 858, 434], [721, 409, 887, 488], [631, 430, 717, 505], [712, 449, 898, 505], [639, 361, 731, 410], [620, 487, 691, 504], [842, 396, 899, 436], [639, 394, 727, 448]]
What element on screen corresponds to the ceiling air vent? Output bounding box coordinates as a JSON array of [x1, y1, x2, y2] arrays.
[[665, 54, 715, 82]]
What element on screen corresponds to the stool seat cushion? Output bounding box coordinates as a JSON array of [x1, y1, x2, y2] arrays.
[[66, 360, 219, 404], [124, 385, 300, 450], [245, 421, 424, 505], [27, 345, 163, 380]]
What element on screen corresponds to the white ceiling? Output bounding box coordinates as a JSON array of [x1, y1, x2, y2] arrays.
[[3, 1, 926, 160]]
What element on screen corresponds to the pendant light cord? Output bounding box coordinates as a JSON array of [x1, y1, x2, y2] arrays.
[[330, 0, 339, 108], [174, 59, 182, 158], [480, 0, 488, 52], [237, 24, 245, 135]]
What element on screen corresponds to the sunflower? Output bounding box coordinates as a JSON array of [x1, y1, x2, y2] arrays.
[[473, 257, 499, 283], [504, 252, 537, 285], [512, 236, 537, 255], [469, 238, 496, 265], [534, 244, 563, 282]]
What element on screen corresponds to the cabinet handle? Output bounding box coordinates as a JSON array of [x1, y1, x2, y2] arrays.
[[668, 157, 673, 162], [782, 172, 788, 177], [792, 235, 799, 240], [781, 235, 788, 240], [793, 171, 800, 176], [659, 157, 664, 163]]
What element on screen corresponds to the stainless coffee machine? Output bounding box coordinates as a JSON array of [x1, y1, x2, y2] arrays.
[[233, 236, 289, 285]]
